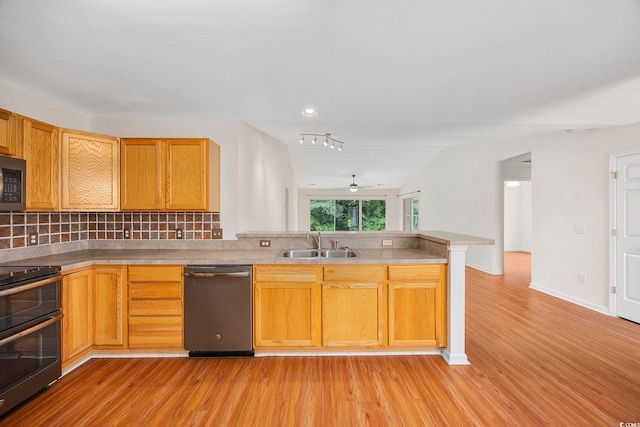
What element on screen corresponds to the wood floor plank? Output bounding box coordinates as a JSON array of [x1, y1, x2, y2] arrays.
[[2, 252, 639, 425]]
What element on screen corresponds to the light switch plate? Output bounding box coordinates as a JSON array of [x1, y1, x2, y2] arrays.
[[260, 239, 271, 247], [175, 228, 183, 239], [382, 239, 393, 246], [211, 228, 223, 239]]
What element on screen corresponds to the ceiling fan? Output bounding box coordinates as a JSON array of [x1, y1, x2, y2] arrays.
[[345, 174, 371, 193]]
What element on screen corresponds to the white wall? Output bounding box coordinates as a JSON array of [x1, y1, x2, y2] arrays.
[[0, 81, 89, 130], [298, 188, 400, 231], [237, 123, 298, 232], [504, 181, 532, 252], [401, 123, 640, 314]]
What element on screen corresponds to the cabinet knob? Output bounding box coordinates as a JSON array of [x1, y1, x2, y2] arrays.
[[215, 334, 221, 340]]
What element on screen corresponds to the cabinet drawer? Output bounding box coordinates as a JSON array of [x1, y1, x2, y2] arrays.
[[323, 265, 385, 283], [128, 265, 183, 282], [128, 316, 182, 348], [388, 265, 442, 282], [129, 299, 183, 316], [255, 265, 321, 283], [129, 282, 182, 299]]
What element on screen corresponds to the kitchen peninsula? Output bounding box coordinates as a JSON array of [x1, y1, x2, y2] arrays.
[[0, 231, 492, 368]]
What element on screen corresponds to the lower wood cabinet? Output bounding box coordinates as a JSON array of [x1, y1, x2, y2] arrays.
[[127, 265, 184, 349], [62, 268, 93, 362], [322, 265, 386, 347], [388, 265, 447, 347], [254, 265, 322, 347], [93, 266, 126, 348], [254, 263, 447, 351]]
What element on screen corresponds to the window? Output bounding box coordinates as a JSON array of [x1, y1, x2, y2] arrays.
[[310, 199, 386, 231], [403, 196, 419, 231]]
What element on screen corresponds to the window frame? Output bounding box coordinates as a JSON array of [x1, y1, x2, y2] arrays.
[[309, 198, 387, 231]]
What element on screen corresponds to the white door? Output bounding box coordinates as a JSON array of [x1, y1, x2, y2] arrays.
[[615, 152, 640, 323]]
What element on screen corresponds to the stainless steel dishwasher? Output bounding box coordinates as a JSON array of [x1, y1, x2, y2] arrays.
[[184, 265, 254, 357]]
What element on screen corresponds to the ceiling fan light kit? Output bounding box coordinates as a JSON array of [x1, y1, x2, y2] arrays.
[[350, 174, 359, 192], [298, 133, 345, 152]]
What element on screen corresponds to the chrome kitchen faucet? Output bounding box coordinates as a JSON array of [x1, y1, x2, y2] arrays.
[[308, 232, 322, 249]]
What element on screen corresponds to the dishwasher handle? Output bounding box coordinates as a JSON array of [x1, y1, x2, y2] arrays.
[[186, 271, 250, 278]]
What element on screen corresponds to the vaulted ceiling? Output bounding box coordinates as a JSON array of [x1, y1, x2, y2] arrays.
[[2, 0, 639, 189]]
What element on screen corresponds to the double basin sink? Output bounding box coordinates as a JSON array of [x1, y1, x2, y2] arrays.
[[279, 249, 358, 259]]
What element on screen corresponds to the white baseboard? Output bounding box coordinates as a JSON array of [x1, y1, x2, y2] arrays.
[[466, 262, 502, 275], [529, 282, 611, 316]]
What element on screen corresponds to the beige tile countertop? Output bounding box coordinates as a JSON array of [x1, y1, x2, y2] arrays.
[[1, 247, 447, 271]]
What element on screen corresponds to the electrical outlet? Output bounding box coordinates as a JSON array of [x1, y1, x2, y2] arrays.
[[211, 228, 223, 239], [175, 228, 183, 239], [259, 239, 271, 248], [382, 239, 393, 246], [577, 273, 587, 284], [28, 232, 38, 246], [574, 224, 586, 234], [123, 228, 131, 239]]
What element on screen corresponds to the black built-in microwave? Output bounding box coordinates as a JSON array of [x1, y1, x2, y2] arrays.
[[0, 154, 26, 211]]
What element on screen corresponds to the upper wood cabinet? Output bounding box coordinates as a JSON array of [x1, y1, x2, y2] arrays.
[[60, 130, 120, 211], [23, 117, 59, 211], [120, 138, 220, 211], [120, 139, 163, 210], [0, 108, 19, 156]]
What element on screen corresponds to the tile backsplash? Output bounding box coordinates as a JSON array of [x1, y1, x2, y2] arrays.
[[0, 212, 221, 250]]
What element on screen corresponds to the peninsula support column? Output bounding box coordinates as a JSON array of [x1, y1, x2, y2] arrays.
[[442, 245, 470, 365]]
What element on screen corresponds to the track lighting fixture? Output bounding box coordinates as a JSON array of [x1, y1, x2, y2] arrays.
[[297, 133, 345, 152]]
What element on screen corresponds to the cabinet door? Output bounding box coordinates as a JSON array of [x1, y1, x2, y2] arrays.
[[165, 139, 208, 210], [254, 265, 322, 347], [94, 266, 125, 347], [0, 109, 18, 156], [63, 269, 93, 362], [322, 282, 385, 347], [120, 139, 163, 210], [322, 265, 386, 347], [388, 265, 447, 347], [23, 118, 59, 210], [255, 282, 321, 347], [61, 131, 120, 210]]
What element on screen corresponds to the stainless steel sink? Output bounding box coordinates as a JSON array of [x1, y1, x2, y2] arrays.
[[279, 249, 320, 258], [278, 249, 358, 259], [318, 249, 358, 258]]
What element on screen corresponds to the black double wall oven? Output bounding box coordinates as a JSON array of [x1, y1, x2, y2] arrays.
[[0, 266, 62, 417]]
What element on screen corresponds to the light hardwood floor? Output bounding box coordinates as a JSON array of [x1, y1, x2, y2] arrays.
[[2, 252, 639, 426]]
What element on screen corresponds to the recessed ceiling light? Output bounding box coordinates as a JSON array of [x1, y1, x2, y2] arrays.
[[301, 108, 318, 117]]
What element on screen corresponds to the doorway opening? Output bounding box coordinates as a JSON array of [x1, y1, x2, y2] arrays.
[[501, 153, 532, 282]]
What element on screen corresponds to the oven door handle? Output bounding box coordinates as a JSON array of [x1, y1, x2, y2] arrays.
[[0, 276, 61, 297], [0, 314, 62, 347]]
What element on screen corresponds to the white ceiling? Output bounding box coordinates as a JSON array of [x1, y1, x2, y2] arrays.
[[1, 0, 640, 189]]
